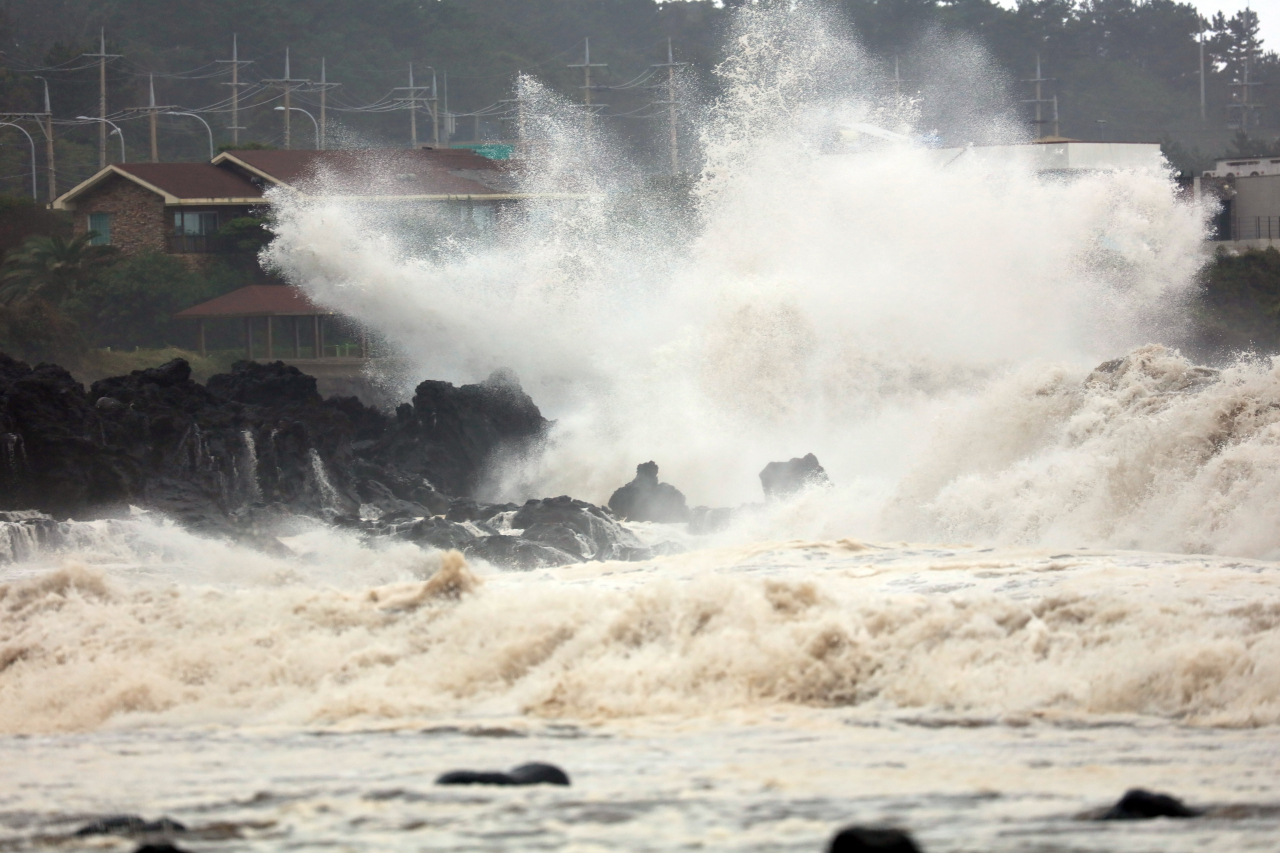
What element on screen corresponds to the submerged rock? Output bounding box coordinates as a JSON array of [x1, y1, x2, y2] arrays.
[[608, 461, 691, 523], [689, 505, 735, 535], [1100, 788, 1200, 820], [74, 815, 186, 836], [463, 533, 578, 569], [827, 826, 921, 853], [512, 496, 643, 560], [759, 453, 830, 499], [436, 762, 571, 786]]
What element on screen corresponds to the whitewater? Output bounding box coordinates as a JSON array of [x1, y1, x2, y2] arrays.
[[3, 4, 1280, 851]]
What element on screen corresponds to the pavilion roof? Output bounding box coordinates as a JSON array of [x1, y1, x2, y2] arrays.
[[174, 285, 330, 319]]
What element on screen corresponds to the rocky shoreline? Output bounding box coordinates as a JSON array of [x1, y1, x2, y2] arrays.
[[0, 355, 699, 568], [0, 354, 838, 569]]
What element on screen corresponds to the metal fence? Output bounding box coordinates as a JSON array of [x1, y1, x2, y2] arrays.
[[1231, 216, 1280, 241]]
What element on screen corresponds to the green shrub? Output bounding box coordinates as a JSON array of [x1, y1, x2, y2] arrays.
[[64, 253, 247, 350]]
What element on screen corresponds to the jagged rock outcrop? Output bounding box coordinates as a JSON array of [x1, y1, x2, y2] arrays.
[[0, 355, 130, 516], [0, 356, 546, 540], [358, 368, 548, 499], [0, 353, 622, 570], [608, 461, 691, 523], [759, 453, 830, 499]]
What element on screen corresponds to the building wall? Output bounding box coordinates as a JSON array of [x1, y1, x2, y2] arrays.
[[69, 177, 167, 255], [1228, 175, 1280, 241]]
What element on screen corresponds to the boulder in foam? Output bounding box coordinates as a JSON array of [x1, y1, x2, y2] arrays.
[[436, 762, 570, 786], [607, 461, 691, 523], [74, 815, 186, 836], [1100, 788, 1200, 820], [512, 495, 643, 560], [827, 826, 921, 853], [759, 453, 830, 499]]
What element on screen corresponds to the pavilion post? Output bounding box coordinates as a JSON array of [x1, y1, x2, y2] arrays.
[[314, 315, 324, 358], [244, 317, 253, 360], [265, 316, 273, 360], [197, 319, 206, 358], [293, 317, 301, 358], [360, 328, 367, 359]]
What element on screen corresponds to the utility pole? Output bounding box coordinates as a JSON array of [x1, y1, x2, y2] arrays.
[[569, 38, 607, 131], [1022, 54, 1056, 139], [432, 69, 440, 147], [652, 39, 686, 174], [1200, 34, 1207, 122], [217, 34, 252, 147], [82, 28, 121, 168], [314, 58, 340, 150], [261, 48, 310, 149], [42, 80, 55, 202], [442, 70, 451, 148], [499, 91, 528, 156], [1228, 49, 1263, 134], [392, 64, 432, 147], [130, 75, 178, 162]]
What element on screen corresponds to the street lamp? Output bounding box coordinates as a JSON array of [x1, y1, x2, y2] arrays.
[[274, 106, 319, 149], [0, 122, 37, 200], [77, 116, 126, 162], [165, 111, 215, 159]]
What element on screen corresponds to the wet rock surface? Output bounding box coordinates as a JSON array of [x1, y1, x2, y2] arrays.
[[827, 826, 921, 853], [608, 461, 691, 523], [0, 353, 675, 570], [74, 815, 187, 836], [760, 452, 830, 499], [1099, 788, 1200, 820], [436, 762, 571, 786]]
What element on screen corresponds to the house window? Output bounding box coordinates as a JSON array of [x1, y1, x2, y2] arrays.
[[173, 211, 218, 236], [87, 213, 111, 245]]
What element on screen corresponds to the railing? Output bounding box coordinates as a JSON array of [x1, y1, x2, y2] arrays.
[[166, 234, 225, 254], [1231, 216, 1280, 241]]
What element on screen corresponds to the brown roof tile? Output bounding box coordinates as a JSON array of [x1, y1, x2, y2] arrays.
[[174, 285, 327, 318], [114, 163, 264, 200], [221, 147, 516, 196]]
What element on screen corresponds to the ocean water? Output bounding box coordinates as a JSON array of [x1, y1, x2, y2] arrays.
[[5, 4, 1280, 850], [2, 527, 1279, 851]]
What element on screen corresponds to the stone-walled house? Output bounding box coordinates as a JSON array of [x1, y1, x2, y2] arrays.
[[52, 147, 526, 263]]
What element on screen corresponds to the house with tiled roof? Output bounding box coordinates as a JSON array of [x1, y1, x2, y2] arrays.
[[52, 147, 541, 261]]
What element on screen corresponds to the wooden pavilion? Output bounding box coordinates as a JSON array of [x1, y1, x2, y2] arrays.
[[174, 284, 365, 360]]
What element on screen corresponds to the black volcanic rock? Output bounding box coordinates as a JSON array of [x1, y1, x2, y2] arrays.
[[0, 354, 129, 516], [759, 453, 830, 499], [512, 495, 642, 560], [91, 358, 361, 527], [827, 826, 921, 853], [436, 762, 570, 786], [1100, 788, 1200, 820], [608, 461, 691, 523], [205, 360, 321, 407], [463, 533, 578, 569], [74, 816, 186, 836], [356, 369, 548, 499], [0, 354, 638, 573]]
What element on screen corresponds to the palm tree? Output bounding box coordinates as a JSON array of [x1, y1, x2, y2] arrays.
[[0, 232, 117, 306]]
